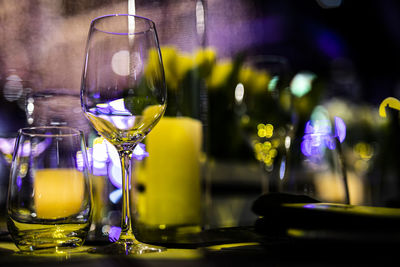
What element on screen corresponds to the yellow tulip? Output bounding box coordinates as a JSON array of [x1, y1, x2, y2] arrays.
[[206, 60, 233, 89]]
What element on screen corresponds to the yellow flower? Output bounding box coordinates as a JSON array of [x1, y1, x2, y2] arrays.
[[206, 60, 233, 89], [145, 47, 171, 88], [175, 52, 194, 79], [239, 66, 270, 94], [160, 46, 179, 90], [194, 47, 216, 77], [195, 47, 216, 66], [238, 65, 253, 87], [252, 70, 270, 94]]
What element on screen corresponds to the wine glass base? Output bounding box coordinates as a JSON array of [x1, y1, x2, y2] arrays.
[[87, 240, 165, 255]]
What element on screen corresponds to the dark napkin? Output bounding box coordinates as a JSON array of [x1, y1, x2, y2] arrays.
[[251, 193, 320, 235], [251, 192, 320, 216], [252, 193, 400, 241]]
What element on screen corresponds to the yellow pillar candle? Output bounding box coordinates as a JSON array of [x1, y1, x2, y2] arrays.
[[136, 117, 203, 227], [34, 169, 85, 219]]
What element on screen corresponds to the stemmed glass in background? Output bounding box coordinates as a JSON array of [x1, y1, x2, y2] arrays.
[[239, 55, 293, 194], [81, 14, 166, 254], [240, 56, 350, 204], [289, 106, 350, 204]]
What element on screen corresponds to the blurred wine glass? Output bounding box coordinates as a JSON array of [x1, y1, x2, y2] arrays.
[[0, 69, 28, 230], [25, 89, 85, 128], [290, 111, 350, 204], [239, 57, 350, 204], [238, 55, 293, 194]]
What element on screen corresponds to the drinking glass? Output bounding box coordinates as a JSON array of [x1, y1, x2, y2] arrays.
[[287, 113, 350, 204], [25, 88, 87, 130], [241, 57, 350, 204], [240, 55, 293, 194], [7, 126, 92, 252], [80, 14, 166, 254]]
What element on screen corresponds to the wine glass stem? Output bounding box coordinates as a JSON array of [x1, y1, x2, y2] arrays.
[[118, 148, 136, 241], [336, 140, 350, 205]]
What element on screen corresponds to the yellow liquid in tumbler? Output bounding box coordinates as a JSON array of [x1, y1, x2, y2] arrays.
[[8, 218, 90, 252], [86, 104, 166, 146]]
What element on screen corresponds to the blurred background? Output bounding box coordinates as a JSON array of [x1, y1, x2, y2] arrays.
[[1, 0, 400, 240]]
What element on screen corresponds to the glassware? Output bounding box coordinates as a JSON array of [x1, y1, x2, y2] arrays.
[[24, 88, 111, 241], [240, 56, 351, 204], [7, 126, 92, 252], [0, 69, 28, 233], [25, 89, 86, 129], [287, 109, 350, 204], [240, 55, 293, 194], [80, 14, 166, 254]]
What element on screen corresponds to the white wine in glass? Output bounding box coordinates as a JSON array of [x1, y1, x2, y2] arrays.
[[81, 14, 166, 255]]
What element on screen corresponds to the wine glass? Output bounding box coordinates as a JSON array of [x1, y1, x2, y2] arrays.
[[287, 110, 350, 204], [80, 14, 166, 255], [241, 56, 351, 204], [239, 55, 293, 194]]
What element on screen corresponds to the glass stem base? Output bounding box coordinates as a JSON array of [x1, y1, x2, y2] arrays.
[[87, 239, 165, 255], [87, 147, 165, 255]]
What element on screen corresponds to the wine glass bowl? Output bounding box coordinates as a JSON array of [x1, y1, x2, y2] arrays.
[[239, 56, 350, 204], [239, 55, 293, 194], [81, 15, 166, 148], [292, 115, 350, 204], [81, 14, 166, 255]]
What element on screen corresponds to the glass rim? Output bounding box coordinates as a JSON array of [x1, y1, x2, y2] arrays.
[[19, 126, 83, 137], [27, 88, 80, 98], [91, 14, 156, 35]]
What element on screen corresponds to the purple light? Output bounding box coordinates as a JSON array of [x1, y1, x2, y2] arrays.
[[301, 119, 331, 158], [108, 161, 123, 189], [301, 117, 346, 158], [77, 137, 149, 194], [95, 99, 131, 116], [316, 30, 344, 59], [0, 137, 51, 160], [325, 136, 336, 150], [108, 226, 121, 242], [304, 121, 314, 134], [76, 151, 86, 172], [0, 137, 16, 155], [109, 189, 122, 204], [16, 176, 22, 191], [76, 137, 150, 204], [334, 116, 346, 143], [208, 15, 285, 58], [105, 141, 149, 189], [133, 143, 149, 161], [301, 136, 312, 157], [279, 157, 286, 180]]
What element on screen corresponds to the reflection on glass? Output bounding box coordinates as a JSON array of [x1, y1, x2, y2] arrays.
[[301, 116, 346, 159], [289, 105, 350, 204]]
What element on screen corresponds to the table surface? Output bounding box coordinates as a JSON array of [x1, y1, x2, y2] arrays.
[[3, 194, 400, 266], [1, 226, 400, 267]]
